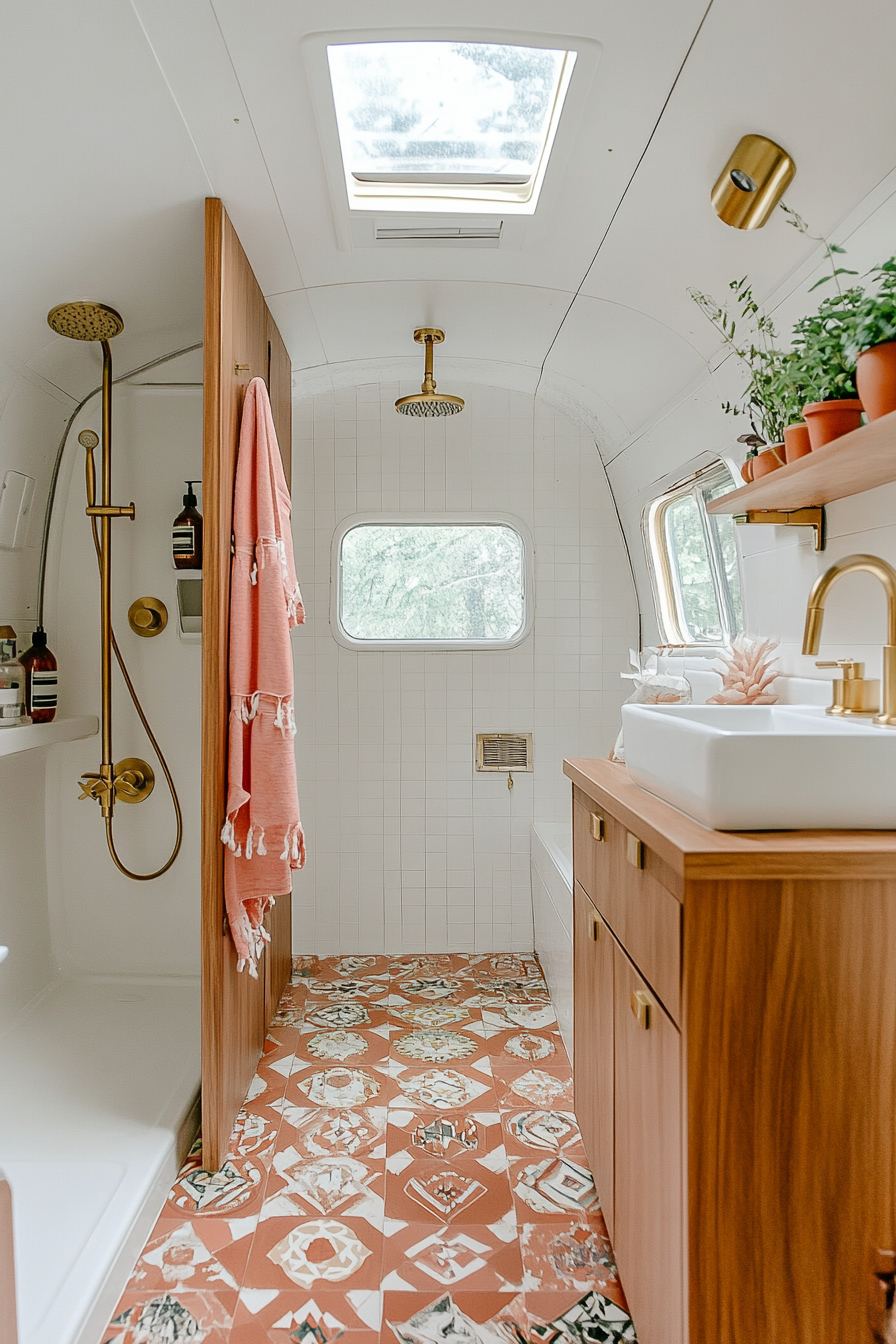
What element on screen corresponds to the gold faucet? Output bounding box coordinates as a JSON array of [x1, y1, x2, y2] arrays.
[[802, 553, 896, 727]]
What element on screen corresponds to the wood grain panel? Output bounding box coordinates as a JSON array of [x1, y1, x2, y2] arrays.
[[565, 758, 896, 881], [573, 880, 615, 1235], [685, 878, 896, 1344], [610, 831, 681, 1023], [613, 943, 684, 1344], [201, 197, 292, 1171], [705, 408, 896, 514]]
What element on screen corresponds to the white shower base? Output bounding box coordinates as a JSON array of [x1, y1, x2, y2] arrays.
[[0, 975, 200, 1344], [531, 821, 573, 1058]]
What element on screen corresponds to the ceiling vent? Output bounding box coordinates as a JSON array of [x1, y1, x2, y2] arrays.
[[476, 732, 533, 772], [349, 214, 524, 250], [375, 221, 502, 247]]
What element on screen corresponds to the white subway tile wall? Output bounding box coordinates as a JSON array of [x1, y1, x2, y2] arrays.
[[289, 381, 638, 955]]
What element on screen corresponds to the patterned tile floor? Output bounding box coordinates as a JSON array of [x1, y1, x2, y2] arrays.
[[103, 953, 636, 1344]]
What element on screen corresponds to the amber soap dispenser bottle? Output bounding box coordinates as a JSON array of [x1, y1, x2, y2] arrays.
[[172, 480, 202, 569], [20, 627, 58, 723]]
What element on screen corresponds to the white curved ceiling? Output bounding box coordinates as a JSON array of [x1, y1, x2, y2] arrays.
[[3, 0, 896, 448]]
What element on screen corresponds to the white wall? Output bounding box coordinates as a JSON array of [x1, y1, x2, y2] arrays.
[[46, 373, 203, 977], [608, 173, 896, 689], [290, 379, 638, 955]]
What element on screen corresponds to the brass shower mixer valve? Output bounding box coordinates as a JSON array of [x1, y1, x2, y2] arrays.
[[78, 758, 155, 813]]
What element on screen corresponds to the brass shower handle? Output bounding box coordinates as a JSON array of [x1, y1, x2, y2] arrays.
[[113, 758, 155, 804], [86, 503, 135, 519]]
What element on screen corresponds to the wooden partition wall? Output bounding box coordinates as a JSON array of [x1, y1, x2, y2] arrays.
[[201, 197, 293, 1170]]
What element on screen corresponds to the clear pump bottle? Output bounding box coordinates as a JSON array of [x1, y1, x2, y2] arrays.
[[0, 626, 30, 727]]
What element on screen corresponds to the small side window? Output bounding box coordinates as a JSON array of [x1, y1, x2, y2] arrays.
[[333, 516, 532, 650], [643, 463, 743, 645]]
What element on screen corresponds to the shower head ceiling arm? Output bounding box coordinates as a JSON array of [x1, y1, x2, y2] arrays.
[[395, 328, 464, 417]]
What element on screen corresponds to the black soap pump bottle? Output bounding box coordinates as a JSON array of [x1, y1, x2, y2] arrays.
[[172, 481, 203, 570]]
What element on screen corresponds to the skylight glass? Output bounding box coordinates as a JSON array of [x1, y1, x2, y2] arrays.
[[327, 41, 575, 211]]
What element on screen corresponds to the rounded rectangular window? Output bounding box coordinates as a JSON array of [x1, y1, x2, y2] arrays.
[[643, 462, 743, 646], [334, 518, 531, 649]]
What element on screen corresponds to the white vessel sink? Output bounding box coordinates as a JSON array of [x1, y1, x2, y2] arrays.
[[622, 703, 896, 830]]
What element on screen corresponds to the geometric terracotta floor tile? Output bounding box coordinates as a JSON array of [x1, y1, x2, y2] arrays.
[[243, 1215, 384, 1292], [102, 1289, 237, 1343], [381, 1288, 529, 1344], [384, 1155, 513, 1225], [386, 1110, 504, 1165], [519, 1219, 625, 1301], [382, 1222, 524, 1292], [103, 952, 637, 1344], [491, 1063, 575, 1112], [508, 1152, 599, 1221], [230, 1288, 382, 1343]]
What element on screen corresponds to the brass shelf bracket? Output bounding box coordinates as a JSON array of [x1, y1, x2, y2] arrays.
[[733, 506, 826, 551]]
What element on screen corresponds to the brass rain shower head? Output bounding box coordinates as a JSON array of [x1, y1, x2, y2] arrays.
[[47, 301, 124, 342], [395, 328, 464, 417]]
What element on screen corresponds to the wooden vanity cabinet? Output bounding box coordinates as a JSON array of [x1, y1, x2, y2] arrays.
[[567, 758, 896, 1344]]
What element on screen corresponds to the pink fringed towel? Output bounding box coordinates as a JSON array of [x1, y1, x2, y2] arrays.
[[221, 377, 305, 975]]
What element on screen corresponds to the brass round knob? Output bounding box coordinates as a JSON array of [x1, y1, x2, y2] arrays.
[[128, 597, 168, 637]]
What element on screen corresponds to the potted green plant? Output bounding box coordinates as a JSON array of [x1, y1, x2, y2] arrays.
[[689, 278, 805, 468], [789, 286, 865, 448], [846, 257, 896, 420]]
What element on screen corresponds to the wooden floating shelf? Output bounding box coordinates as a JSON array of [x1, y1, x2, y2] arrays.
[[706, 409, 896, 515]]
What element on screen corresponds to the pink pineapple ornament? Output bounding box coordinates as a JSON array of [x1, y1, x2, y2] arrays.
[[706, 634, 780, 705]]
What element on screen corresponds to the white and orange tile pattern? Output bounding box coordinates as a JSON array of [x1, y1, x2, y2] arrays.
[[103, 954, 636, 1344]]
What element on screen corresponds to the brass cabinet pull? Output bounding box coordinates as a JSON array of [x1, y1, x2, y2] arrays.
[[590, 810, 605, 842], [626, 833, 644, 869], [631, 988, 652, 1030], [590, 910, 602, 942]]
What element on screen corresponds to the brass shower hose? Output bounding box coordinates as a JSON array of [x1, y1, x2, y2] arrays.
[[85, 448, 183, 881]]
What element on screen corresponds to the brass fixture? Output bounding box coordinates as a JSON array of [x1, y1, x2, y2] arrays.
[[47, 301, 183, 878], [589, 810, 605, 842], [814, 660, 880, 716], [801, 553, 896, 727], [733, 507, 826, 552], [128, 597, 168, 637], [589, 909, 603, 942], [631, 988, 652, 1031], [395, 328, 464, 417], [711, 134, 795, 229], [626, 834, 644, 869], [234, 362, 249, 374], [47, 300, 124, 342]]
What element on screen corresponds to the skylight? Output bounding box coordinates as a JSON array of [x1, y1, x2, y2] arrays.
[[327, 41, 575, 213]]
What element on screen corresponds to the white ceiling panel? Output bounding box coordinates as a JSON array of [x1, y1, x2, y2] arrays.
[[205, 0, 711, 294], [578, 0, 896, 360], [0, 1, 210, 396], [542, 296, 705, 436], [304, 280, 575, 369]]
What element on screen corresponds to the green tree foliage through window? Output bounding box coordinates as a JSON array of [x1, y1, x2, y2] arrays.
[[340, 524, 526, 642]]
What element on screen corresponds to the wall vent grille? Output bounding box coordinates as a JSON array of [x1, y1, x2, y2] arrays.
[[475, 732, 533, 772]]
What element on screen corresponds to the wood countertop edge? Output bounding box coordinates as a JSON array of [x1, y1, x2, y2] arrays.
[[564, 758, 896, 880]]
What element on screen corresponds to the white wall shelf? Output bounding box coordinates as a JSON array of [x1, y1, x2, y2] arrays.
[[0, 715, 97, 758]]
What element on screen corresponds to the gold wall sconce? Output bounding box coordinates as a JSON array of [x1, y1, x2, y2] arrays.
[[711, 134, 795, 229]]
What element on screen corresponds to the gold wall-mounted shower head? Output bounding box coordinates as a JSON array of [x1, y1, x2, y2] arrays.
[[47, 301, 124, 341], [395, 328, 464, 417]]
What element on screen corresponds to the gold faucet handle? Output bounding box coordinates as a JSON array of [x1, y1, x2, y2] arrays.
[[816, 660, 879, 715], [816, 659, 865, 679]]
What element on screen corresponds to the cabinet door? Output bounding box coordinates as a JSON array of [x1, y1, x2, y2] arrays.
[[573, 880, 615, 1235], [613, 944, 684, 1344]]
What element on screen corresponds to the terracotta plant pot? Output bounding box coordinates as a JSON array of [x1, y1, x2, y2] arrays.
[[783, 422, 812, 462], [855, 341, 896, 421], [751, 447, 784, 478], [802, 399, 864, 450]]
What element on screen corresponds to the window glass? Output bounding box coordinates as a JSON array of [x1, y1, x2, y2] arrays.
[[339, 523, 526, 643], [645, 462, 743, 645], [327, 41, 574, 207], [663, 494, 723, 643]]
